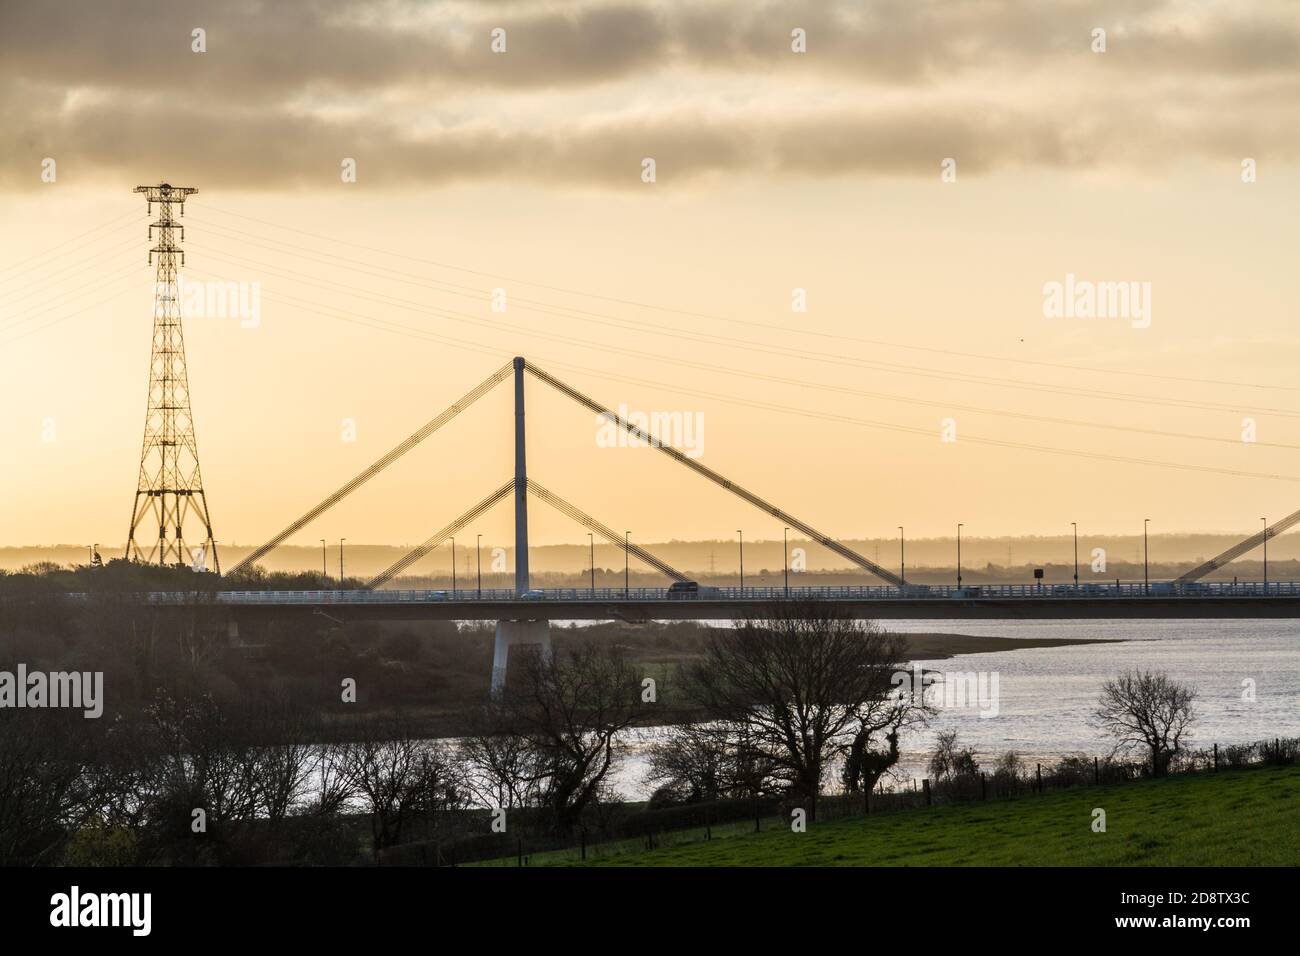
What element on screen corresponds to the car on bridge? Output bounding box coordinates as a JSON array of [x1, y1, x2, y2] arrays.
[[668, 580, 700, 597]]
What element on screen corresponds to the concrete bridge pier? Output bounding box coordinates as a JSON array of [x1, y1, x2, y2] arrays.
[[491, 618, 551, 696]]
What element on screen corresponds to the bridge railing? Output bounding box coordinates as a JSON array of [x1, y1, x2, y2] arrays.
[[187, 580, 1300, 604]]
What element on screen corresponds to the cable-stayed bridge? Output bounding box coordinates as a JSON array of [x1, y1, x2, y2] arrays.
[[192, 355, 1299, 690], [20, 197, 1298, 692]]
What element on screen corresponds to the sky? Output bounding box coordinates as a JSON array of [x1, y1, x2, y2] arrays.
[[1, 0, 1299, 566]]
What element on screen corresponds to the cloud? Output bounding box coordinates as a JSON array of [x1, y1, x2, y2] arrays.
[[1, 0, 1296, 190]]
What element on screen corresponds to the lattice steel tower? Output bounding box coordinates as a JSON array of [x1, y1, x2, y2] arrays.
[[125, 183, 219, 572]]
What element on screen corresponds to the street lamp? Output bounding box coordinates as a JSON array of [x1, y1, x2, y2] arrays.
[[450, 536, 456, 597], [899, 526, 905, 586], [624, 531, 630, 598], [957, 523, 963, 588], [588, 532, 595, 595], [1143, 520, 1150, 595], [321, 538, 328, 582], [339, 538, 346, 586], [1071, 522, 1078, 588], [476, 534, 482, 598], [783, 527, 790, 597], [1261, 517, 1268, 590], [737, 530, 744, 595]]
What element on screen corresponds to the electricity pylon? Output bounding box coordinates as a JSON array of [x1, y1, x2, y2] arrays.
[[125, 183, 219, 572]]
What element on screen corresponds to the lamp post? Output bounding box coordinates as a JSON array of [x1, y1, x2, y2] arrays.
[[476, 534, 482, 598], [624, 531, 630, 598], [339, 538, 345, 586], [1143, 519, 1150, 595], [1261, 517, 1268, 591], [737, 530, 744, 595], [321, 538, 328, 582], [450, 537, 456, 597], [1071, 522, 1078, 588], [957, 523, 963, 588], [898, 526, 906, 587], [588, 532, 595, 595], [783, 527, 790, 597]]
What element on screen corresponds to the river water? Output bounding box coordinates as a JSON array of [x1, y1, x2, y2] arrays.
[[600, 618, 1300, 799]]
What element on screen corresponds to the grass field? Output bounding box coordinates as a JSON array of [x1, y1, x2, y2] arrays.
[[542, 766, 1300, 867]]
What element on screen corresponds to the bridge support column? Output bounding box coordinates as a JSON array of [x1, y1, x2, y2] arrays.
[[491, 618, 550, 696], [513, 356, 530, 597]]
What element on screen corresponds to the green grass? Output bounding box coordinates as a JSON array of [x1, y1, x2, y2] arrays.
[[543, 766, 1300, 867]]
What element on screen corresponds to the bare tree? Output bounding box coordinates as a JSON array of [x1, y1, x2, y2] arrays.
[[842, 681, 930, 795], [687, 601, 914, 821], [0, 711, 100, 865], [500, 641, 640, 835], [928, 729, 980, 781], [645, 722, 738, 803], [461, 704, 544, 812], [337, 715, 467, 860], [1095, 670, 1197, 777]]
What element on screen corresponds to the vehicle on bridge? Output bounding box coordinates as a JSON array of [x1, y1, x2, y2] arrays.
[[667, 581, 722, 598]]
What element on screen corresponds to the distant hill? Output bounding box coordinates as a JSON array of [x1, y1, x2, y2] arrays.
[[4, 531, 1295, 584]]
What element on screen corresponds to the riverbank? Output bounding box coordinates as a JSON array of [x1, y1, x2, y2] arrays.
[[898, 632, 1118, 659], [326, 624, 1123, 739]]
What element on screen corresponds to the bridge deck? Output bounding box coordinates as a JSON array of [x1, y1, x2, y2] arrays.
[[111, 582, 1300, 621]]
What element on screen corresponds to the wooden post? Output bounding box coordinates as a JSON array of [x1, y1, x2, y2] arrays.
[[1094, 756, 1100, 784], [922, 778, 931, 807], [1036, 764, 1042, 793], [981, 772, 987, 801], [1213, 742, 1218, 772]]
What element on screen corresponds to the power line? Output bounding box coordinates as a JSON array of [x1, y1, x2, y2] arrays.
[[183, 250, 1300, 425], [182, 265, 1300, 487], [193, 203, 1299, 394], [0, 210, 139, 281]]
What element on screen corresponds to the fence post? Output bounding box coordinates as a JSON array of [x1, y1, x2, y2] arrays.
[[922, 778, 931, 807], [981, 772, 987, 801], [1036, 764, 1042, 793], [1094, 756, 1100, 784], [1213, 742, 1218, 772]]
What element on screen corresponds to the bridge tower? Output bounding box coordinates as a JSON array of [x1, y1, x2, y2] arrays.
[[124, 183, 219, 572], [513, 356, 530, 596], [492, 356, 549, 694]]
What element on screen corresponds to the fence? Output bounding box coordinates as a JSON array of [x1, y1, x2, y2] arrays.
[[378, 735, 1299, 867]]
